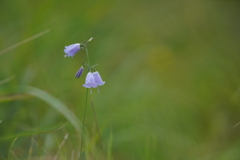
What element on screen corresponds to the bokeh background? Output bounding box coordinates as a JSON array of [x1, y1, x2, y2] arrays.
[[1, 0, 240, 159]]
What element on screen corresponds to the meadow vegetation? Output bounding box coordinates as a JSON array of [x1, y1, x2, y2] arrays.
[[0, 0, 240, 159]]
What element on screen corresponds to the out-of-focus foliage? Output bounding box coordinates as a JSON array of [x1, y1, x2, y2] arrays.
[[1, 0, 240, 159]]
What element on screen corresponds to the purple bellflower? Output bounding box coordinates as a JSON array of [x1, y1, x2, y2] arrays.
[[93, 71, 105, 86], [64, 43, 80, 57], [83, 72, 98, 89], [75, 66, 84, 78], [83, 71, 105, 93]]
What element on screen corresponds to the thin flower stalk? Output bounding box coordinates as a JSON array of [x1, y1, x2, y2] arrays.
[[63, 38, 105, 159]]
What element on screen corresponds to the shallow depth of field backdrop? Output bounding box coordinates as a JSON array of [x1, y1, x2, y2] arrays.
[[1, 0, 240, 160]]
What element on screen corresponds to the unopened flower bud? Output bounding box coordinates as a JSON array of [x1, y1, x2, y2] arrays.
[[75, 66, 84, 78]]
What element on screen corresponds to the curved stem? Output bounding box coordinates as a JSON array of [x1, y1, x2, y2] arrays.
[[80, 88, 89, 154], [84, 44, 90, 67], [80, 43, 91, 156]]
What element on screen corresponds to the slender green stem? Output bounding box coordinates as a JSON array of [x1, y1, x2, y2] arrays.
[[80, 44, 91, 156], [91, 100, 103, 149], [80, 88, 88, 154], [84, 44, 90, 67], [8, 137, 18, 160]]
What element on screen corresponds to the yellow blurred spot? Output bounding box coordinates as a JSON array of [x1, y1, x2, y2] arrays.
[[86, 3, 110, 24], [148, 46, 175, 72]]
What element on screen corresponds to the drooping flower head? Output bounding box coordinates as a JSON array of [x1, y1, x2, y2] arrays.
[[64, 43, 80, 57], [75, 66, 84, 78], [83, 72, 98, 88], [93, 71, 105, 86]]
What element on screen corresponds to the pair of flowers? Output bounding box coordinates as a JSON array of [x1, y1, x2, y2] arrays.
[[75, 66, 105, 88], [64, 43, 105, 91]]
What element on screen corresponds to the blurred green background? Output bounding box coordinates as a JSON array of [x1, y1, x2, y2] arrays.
[[1, 0, 240, 159]]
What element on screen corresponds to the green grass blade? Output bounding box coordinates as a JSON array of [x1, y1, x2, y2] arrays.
[[25, 86, 82, 132], [79, 151, 86, 160], [8, 137, 18, 160]]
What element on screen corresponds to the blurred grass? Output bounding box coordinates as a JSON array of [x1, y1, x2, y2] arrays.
[[1, 0, 240, 159]]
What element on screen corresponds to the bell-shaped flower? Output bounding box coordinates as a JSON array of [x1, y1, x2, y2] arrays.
[[75, 66, 84, 78], [83, 72, 98, 88], [93, 71, 105, 86], [64, 43, 80, 57]]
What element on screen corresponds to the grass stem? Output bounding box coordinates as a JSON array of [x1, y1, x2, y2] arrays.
[[80, 88, 89, 155]]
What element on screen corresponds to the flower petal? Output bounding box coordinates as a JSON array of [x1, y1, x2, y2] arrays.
[[64, 43, 80, 57], [93, 71, 105, 86], [83, 72, 98, 88]]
